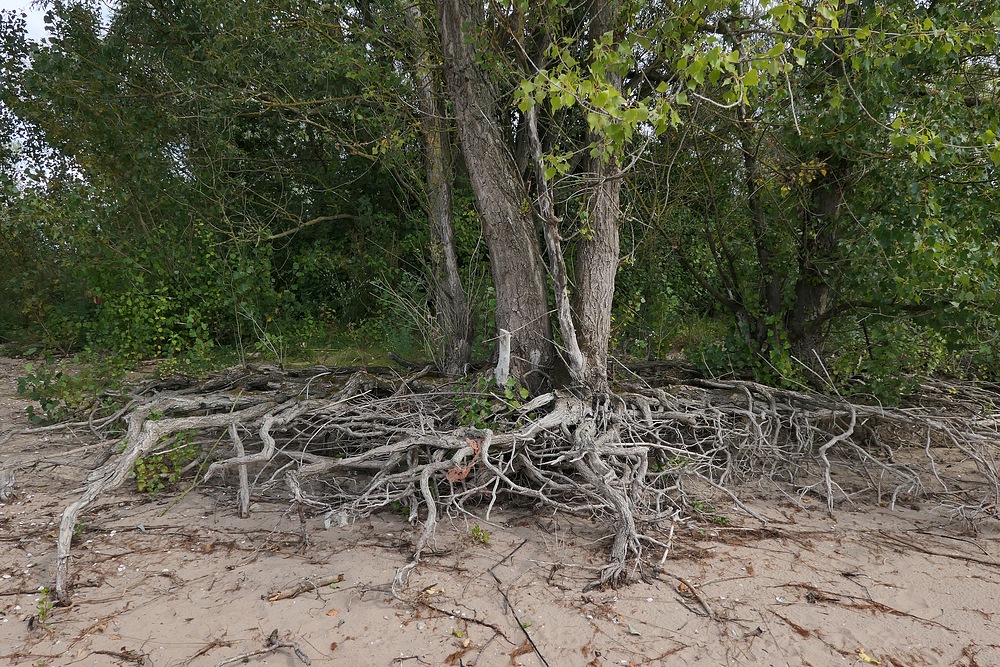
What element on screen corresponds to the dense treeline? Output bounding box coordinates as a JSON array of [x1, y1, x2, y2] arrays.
[[1, 0, 998, 399]]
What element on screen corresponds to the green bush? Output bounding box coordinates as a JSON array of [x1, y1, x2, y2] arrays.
[[132, 431, 201, 493], [16, 353, 126, 424]]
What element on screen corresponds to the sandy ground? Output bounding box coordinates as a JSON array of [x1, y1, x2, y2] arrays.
[[2, 358, 1000, 667]]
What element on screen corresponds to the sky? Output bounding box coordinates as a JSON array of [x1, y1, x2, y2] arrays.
[[0, 1, 49, 42]]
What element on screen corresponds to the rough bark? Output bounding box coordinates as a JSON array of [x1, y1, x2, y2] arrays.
[[572, 154, 621, 393], [436, 0, 554, 388], [785, 14, 854, 368], [405, 2, 472, 375], [570, 0, 624, 394], [742, 127, 784, 349]]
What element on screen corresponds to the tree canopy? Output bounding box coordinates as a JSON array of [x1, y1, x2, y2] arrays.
[[1, 0, 998, 396]]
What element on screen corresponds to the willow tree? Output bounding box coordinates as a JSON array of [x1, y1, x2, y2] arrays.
[[436, 0, 639, 392], [436, 0, 555, 388]]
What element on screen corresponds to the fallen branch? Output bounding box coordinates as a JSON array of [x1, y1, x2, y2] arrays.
[[490, 570, 551, 667], [264, 573, 345, 601], [658, 571, 715, 620], [178, 639, 233, 666], [878, 531, 1000, 569], [91, 648, 149, 664]]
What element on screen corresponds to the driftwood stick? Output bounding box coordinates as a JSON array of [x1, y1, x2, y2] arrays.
[[490, 570, 552, 667], [659, 571, 716, 620], [264, 574, 345, 602], [229, 423, 250, 518], [878, 531, 1000, 568], [494, 328, 511, 386]]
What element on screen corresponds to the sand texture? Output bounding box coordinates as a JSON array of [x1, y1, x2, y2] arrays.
[[2, 358, 999, 667]]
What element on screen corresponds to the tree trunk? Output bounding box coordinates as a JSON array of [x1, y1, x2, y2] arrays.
[[570, 0, 624, 394], [436, 0, 554, 388], [742, 127, 784, 351], [572, 154, 620, 393], [786, 17, 854, 370], [405, 2, 472, 375], [526, 102, 586, 384], [786, 158, 848, 364]]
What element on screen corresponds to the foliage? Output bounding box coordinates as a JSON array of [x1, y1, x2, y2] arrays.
[[132, 431, 201, 494], [468, 524, 490, 545], [16, 352, 126, 424], [1, 0, 431, 364], [1, 0, 998, 391], [455, 376, 531, 429], [629, 0, 1000, 385], [35, 587, 53, 624], [689, 500, 731, 527]]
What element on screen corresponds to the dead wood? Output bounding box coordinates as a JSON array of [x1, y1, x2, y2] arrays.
[[264, 573, 345, 601], [213, 628, 310, 666], [91, 648, 150, 665], [489, 568, 552, 667], [878, 531, 1000, 568], [37, 364, 1000, 601]]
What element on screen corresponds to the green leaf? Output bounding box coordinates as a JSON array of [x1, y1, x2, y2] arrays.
[[990, 145, 1000, 167], [593, 89, 611, 109]]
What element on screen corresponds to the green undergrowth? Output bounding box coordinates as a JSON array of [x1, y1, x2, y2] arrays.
[[455, 375, 531, 429], [13, 310, 999, 430], [16, 350, 129, 424], [132, 430, 202, 493], [690, 317, 998, 406]]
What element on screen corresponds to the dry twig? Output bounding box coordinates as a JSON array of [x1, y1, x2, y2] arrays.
[[213, 629, 310, 666], [264, 573, 345, 601]]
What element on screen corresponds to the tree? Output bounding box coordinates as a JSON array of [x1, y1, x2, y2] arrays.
[[7, 0, 1000, 600], [402, 1, 472, 374], [433, 0, 779, 391], [436, 0, 555, 388], [635, 0, 1000, 386]]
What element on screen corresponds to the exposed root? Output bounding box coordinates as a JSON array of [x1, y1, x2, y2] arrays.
[[42, 365, 1000, 601]]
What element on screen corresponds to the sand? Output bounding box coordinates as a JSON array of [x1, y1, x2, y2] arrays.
[[2, 358, 999, 667]]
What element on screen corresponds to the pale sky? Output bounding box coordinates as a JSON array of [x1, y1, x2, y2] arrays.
[[1, 0, 116, 42], [0, 0, 49, 42]]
